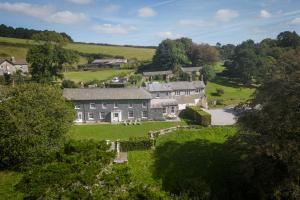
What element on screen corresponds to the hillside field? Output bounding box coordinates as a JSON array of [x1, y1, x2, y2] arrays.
[[0, 37, 155, 61]]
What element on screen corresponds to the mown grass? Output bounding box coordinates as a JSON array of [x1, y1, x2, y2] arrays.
[[0, 171, 23, 200], [68, 121, 186, 141], [128, 126, 237, 186], [206, 63, 255, 107], [63, 69, 132, 82], [0, 37, 155, 61]]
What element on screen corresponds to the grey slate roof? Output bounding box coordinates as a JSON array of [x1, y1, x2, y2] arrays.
[[143, 70, 173, 76], [63, 88, 152, 100], [146, 81, 205, 92], [145, 82, 172, 92], [151, 99, 178, 108], [181, 67, 202, 73]]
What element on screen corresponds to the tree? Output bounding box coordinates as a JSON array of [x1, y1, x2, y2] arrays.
[[152, 39, 190, 70], [277, 31, 300, 48], [62, 80, 79, 88], [190, 44, 219, 66], [233, 49, 300, 199], [27, 32, 79, 83], [0, 83, 75, 169], [201, 65, 216, 84]]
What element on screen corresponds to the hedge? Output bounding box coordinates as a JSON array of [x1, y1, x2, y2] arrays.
[[119, 137, 153, 151], [185, 106, 211, 126]]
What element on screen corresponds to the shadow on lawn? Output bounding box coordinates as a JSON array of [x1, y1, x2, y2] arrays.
[[152, 139, 255, 200]]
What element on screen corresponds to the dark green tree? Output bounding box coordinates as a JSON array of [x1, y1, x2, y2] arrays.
[[190, 44, 219, 66], [27, 32, 79, 83], [201, 65, 216, 84], [277, 31, 300, 48], [0, 83, 75, 169]]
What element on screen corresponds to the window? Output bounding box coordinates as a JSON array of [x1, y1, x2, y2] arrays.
[[156, 92, 160, 98], [142, 102, 147, 108], [88, 113, 94, 120], [75, 104, 81, 109], [142, 111, 148, 118], [185, 90, 191, 95], [171, 106, 175, 113], [100, 112, 105, 119], [90, 103, 96, 109], [102, 103, 107, 109], [114, 102, 119, 108], [128, 103, 133, 108], [195, 89, 200, 93], [163, 107, 167, 114], [128, 110, 134, 118], [175, 91, 180, 96]]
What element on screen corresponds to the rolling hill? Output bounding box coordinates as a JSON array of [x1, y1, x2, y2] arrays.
[[0, 37, 155, 62]]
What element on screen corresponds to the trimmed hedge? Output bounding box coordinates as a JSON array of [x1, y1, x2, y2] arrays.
[[185, 106, 211, 126], [119, 137, 153, 151]]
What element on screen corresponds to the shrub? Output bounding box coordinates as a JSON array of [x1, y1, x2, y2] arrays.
[[185, 106, 211, 126], [216, 88, 224, 96], [120, 137, 153, 151], [216, 99, 224, 105], [62, 79, 79, 88]]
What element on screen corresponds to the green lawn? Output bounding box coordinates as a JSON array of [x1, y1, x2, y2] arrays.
[[0, 171, 23, 200], [68, 121, 186, 141], [128, 127, 237, 186], [63, 69, 132, 82], [0, 37, 155, 61]]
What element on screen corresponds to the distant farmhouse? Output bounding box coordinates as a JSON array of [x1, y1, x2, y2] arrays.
[[143, 67, 202, 81], [86, 58, 128, 69], [0, 57, 28, 75], [63, 80, 206, 123]]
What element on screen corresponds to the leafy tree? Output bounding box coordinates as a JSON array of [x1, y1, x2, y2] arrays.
[[27, 32, 79, 83], [153, 39, 190, 70], [233, 48, 300, 199], [201, 65, 216, 84], [277, 31, 300, 48], [0, 83, 75, 169], [16, 140, 169, 199], [190, 44, 219, 66]]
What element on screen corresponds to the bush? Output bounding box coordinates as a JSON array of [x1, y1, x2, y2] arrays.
[[185, 106, 211, 126], [61, 79, 79, 88], [120, 137, 153, 151], [216, 88, 224, 96]]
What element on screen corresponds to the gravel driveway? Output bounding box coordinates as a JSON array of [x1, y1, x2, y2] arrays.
[[203, 107, 237, 126]]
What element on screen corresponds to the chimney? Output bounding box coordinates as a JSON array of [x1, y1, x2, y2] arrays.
[[11, 56, 15, 63]]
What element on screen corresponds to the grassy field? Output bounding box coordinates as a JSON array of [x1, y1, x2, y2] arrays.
[[206, 63, 255, 107], [68, 121, 186, 141], [0, 171, 23, 200], [63, 69, 132, 82], [0, 37, 155, 61], [128, 126, 237, 186]]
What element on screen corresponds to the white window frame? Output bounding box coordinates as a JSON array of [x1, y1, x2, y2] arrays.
[[128, 103, 133, 108], [171, 106, 175, 114], [88, 112, 94, 120], [128, 110, 134, 118], [100, 112, 105, 119], [142, 111, 148, 118], [185, 90, 191, 95], [156, 92, 160, 98], [163, 107, 167, 114], [90, 103, 96, 109], [75, 104, 81, 110], [175, 91, 180, 96], [114, 102, 119, 108], [102, 103, 107, 109], [142, 102, 147, 108]]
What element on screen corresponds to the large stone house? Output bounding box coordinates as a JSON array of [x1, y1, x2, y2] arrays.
[[63, 80, 206, 123], [0, 57, 28, 75], [63, 88, 178, 123]]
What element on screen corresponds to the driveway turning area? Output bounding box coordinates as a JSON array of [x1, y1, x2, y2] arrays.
[[203, 107, 237, 125]]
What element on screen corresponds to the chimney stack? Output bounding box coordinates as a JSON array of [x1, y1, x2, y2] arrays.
[[11, 56, 15, 63]]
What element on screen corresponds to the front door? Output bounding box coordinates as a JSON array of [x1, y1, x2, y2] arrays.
[[77, 112, 83, 122], [111, 111, 122, 122]]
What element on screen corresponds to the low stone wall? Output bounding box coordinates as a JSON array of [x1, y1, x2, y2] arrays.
[[148, 125, 202, 139]]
